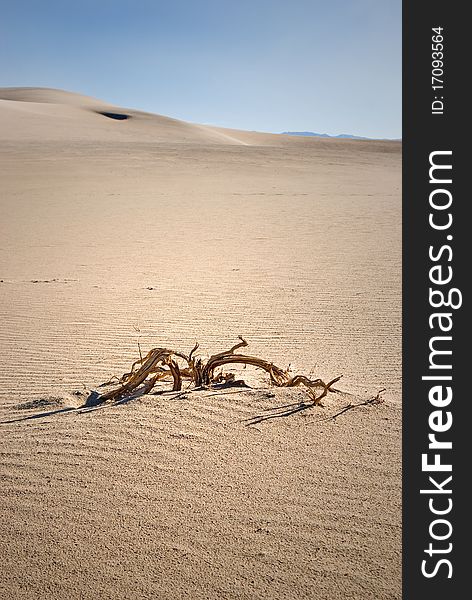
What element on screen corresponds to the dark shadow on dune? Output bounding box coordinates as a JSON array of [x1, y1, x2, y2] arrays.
[[96, 111, 130, 120], [244, 401, 320, 426], [201, 380, 252, 392], [316, 389, 386, 422], [1, 406, 77, 424], [82, 390, 102, 407], [244, 386, 354, 426], [244, 388, 385, 426], [79, 387, 191, 414], [79, 388, 150, 412]]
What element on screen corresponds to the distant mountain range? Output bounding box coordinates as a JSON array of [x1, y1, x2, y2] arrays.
[[281, 131, 400, 141]]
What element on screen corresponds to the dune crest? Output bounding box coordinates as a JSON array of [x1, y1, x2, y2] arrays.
[[0, 86, 251, 145], [0, 87, 111, 106]]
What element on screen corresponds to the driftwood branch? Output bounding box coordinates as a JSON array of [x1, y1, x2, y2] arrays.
[[91, 337, 341, 411]]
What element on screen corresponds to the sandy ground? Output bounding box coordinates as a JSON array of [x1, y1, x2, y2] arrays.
[[0, 88, 402, 599]]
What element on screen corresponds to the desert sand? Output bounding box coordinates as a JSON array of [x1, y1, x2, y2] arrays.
[[0, 88, 401, 599]]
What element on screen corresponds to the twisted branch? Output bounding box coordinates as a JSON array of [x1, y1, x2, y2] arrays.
[[93, 337, 341, 412]]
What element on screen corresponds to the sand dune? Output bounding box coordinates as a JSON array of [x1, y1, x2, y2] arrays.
[[0, 87, 248, 145], [0, 88, 401, 599]]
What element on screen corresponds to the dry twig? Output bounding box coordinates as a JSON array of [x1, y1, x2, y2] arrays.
[[327, 388, 386, 421]]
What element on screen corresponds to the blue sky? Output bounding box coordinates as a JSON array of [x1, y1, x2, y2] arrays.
[[1, 0, 401, 138]]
